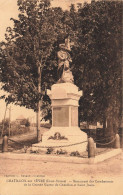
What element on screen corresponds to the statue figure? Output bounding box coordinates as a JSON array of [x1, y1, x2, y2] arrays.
[[57, 37, 74, 83]]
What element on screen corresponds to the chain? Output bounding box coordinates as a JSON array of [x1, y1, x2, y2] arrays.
[[8, 135, 117, 149], [95, 136, 116, 146], [8, 138, 24, 146], [94, 135, 115, 142], [32, 140, 88, 149]]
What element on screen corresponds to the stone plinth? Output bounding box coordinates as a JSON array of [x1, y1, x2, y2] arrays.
[[32, 83, 87, 154]]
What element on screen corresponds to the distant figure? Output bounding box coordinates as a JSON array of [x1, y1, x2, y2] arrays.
[[57, 37, 73, 83]]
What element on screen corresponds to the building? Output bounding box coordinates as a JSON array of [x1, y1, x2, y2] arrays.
[[16, 115, 25, 124]]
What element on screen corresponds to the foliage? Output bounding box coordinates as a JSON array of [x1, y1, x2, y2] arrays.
[[0, 119, 30, 136], [56, 149, 67, 155], [0, 0, 122, 137], [1, 118, 9, 129], [70, 151, 80, 156], [71, 1, 122, 135], [0, 0, 75, 122], [0, 0, 62, 110], [10, 125, 30, 136], [46, 147, 54, 154], [20, 118, 30, 127]]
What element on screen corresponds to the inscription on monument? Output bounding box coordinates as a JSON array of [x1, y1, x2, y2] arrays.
[[53, 107, 69, 127]]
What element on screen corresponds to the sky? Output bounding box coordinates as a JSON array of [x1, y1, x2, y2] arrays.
[[0, 0, 91, 122]]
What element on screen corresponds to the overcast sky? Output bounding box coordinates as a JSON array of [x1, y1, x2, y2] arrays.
[[0, 0, 91, 122], [0, 0, 91, 41]]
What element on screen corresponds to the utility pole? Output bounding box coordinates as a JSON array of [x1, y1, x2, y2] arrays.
[[1, 104, 8, 137], [8, 106, 11, 137], [37, 63, 42, 142]]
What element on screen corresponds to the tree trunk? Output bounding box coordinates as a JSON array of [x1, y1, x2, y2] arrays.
[[37, 64, 42, 142], [103, 115, 107, 137], [107, 118, 114, 136], [105, 116, 115, 147]]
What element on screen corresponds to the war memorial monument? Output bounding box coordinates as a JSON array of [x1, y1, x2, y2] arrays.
[[32, 37, 87, 153]]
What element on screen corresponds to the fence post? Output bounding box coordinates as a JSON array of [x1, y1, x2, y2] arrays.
[[40, 134, 42, 142], [88, 137, 95, 158], [2, 135, 8, 152], [114, 134, 120, 149], [119, 127, 123, 148]]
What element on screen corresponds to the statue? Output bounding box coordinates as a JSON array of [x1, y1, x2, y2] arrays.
[[57, 37, 74, 83]]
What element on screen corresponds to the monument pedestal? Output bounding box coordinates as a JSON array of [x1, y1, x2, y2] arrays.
[[32, 83, 87, 154]]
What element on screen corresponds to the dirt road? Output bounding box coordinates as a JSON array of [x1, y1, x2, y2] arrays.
[[0, 152, 123, 195], [0, 128, 123, 178], [0, 151, 123, 177], [0, 129, 123, 195]]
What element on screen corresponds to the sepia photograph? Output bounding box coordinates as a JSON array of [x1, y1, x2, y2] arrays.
[[0, 0, 123, 195]]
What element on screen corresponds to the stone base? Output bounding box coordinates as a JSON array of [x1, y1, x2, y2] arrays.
[[32, 82, 87, 154], [32, 127, 87, 154]]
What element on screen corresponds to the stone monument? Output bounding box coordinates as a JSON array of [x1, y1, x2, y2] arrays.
[[32, 37, 87, 154]]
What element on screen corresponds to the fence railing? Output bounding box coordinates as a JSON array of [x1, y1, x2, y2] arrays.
[[1, 133, 121, 159]]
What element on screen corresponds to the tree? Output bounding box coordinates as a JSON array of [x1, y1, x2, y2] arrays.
[[71, 1, 122, 139], [0, 0, 59, 141], [0, 0, 74, 141], [0, 0, 122, 142], [20, 118, 30, 127]]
